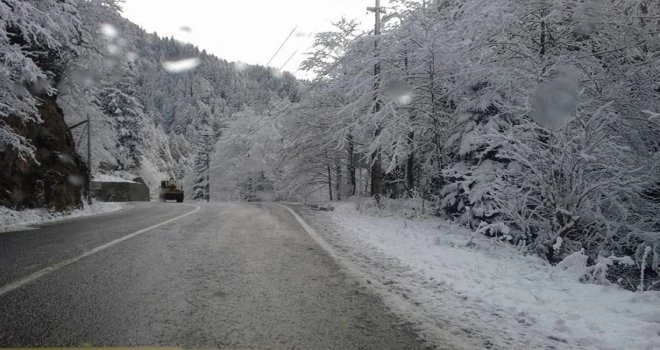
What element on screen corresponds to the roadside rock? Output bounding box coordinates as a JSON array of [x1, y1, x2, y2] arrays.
[[92, 181, 150, 202], [0, 96, 86, 211]]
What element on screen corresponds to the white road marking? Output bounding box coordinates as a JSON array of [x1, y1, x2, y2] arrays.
[[277, 204, 343, 262], [0, 205, 201, 297], [277, 203, 476, 349]]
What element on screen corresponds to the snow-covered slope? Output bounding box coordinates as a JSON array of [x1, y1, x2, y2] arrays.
[[298, 201, 660, 350], [0, 202, 123, 233], [93, 174, 137, 183]]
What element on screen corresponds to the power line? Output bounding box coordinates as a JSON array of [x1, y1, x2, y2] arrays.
[[239, 22, 375, 140], [279, 49, 299, 71], [245, 48, 355, 138], [75, 125, 86, 148], [266, 25, 298, 67]]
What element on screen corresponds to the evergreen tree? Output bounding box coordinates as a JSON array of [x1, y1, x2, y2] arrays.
[[99, 68, 146, 170]]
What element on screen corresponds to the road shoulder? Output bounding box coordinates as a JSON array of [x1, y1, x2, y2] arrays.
[[280, 202, 486, 350]]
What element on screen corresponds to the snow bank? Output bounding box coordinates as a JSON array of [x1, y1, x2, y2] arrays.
[[301, 201, 660, 350], [0, 202, 123, 233], [93, 174, 137, 183]]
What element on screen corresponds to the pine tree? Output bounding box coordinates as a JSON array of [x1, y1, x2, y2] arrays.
[[99, 69, 146, 171]]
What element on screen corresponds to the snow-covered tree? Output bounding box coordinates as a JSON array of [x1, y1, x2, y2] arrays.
[[0, 0, 81, 157], [283, 0, 660, 288], [99, 68, 146, 170], [210, 108, 285, 201]]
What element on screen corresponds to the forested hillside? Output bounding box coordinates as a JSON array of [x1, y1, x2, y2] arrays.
[[212, 0, 660, 290], [60, 0, 299, 197], [0, 0, 299, 208]]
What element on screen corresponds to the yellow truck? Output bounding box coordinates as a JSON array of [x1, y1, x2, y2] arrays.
[[159, 180, 184, 202]]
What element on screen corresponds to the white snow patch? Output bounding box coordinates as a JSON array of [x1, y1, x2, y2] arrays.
[[553, 236, 564, 253], [0, 202, 123, 233], [93, 174, 136, 183], [301, 200, 660, 350]]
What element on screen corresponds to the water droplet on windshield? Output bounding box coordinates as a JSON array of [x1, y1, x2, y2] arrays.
[[384, 79, 411, 105], [271, 68, 284, 78], [162, 57, 201, 73], [396, 93, 413, 106], [58, 153, 74, 164], [126, 52, 139, 62], [534, 66, 579, 130], [173, 25, 194, 44], [100, 23, 118, 39], [67, 174, 84, 187], [234, 61, 248, 72], [107, 44, 121, 56]]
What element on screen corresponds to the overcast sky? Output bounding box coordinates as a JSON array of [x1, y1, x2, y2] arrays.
[[121, 0, 390, 78]]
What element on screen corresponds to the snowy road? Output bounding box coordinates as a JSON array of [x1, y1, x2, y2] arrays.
[[0, 202, 425, 349]]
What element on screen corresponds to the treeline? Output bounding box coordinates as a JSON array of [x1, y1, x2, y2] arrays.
[[0, 0, 300, 206], [60, 0, 300, 196], [215, 0, 660, 290]]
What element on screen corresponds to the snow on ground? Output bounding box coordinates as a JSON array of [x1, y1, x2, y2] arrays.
[[0, 202, 123, 233], [92, 173, 137, 183], [297, 200, 660, 350]]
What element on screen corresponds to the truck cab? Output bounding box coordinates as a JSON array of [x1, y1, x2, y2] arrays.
[[159, 180, 184, 202]]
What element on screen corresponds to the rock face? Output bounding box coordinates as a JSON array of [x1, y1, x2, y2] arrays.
[[92, 181, 150, 202], [0, 96, 87, 211]]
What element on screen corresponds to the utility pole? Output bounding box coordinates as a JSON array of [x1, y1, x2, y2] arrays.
[[205, 148, 210, 203], [86, 114, 92, 205], [367, 0, 384, 198], [69, 116, 92, 205], [200, 131, 213, 203]]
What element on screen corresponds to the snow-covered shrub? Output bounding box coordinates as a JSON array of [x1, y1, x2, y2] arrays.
[[555, 250, 638, 286], [480, 102, 660, 289], [555, 250, 590, 281], [354, 194, 429, 218], [440, 82, 513, 237]]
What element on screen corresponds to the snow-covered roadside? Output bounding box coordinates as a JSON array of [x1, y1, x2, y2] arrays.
[[92, 173, 137, 183], [0, 202, 124, 233], [296, 201, 660, 350]]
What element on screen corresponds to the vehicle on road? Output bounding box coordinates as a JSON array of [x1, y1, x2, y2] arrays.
[[159, 180, 184, 203]]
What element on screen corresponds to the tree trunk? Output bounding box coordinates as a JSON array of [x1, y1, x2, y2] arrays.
[[540, 19, 546, 57], [406, 131, 415, 194], [370, 82, 383, 197], [365, 167, 371, 196], [335, 160, 342, 200], [371, 11, 383, 198], [327, 163, 333, 201], [404, 49, 415, 196], [370, 151, 383, 197], [347, 133, 356, 196]]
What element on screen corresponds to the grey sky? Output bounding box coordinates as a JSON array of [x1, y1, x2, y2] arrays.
[[121, 0, 389, 78]]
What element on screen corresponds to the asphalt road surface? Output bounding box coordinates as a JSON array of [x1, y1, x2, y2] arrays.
[[0, 202, 425, 349]]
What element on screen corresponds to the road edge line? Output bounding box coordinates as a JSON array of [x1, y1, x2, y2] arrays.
[[276, 204, 344, 262], [0, 205, 201, 297], [277, 203, 480, 350]]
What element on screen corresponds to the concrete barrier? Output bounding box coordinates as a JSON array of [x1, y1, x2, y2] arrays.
[[91, 181, 150, 202]]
